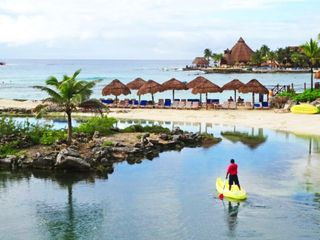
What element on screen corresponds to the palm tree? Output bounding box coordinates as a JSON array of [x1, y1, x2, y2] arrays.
[[212, 53, 223, 66], [34, 69, 99, 144], [301, 39, 320, 90], [203, 48, 212, 62]]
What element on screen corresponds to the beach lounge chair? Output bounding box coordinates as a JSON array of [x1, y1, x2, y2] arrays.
[[221, 101, 229, 109], [191, 101, 200, 109], [185, 101, 192, 109], [164, 99, 171, 108], [262, 102, 270, 109], [254, 103, 262, 109], [172, 100, 179, 109], [244, 102, 253, 109], [139, 100, 148, 108], [177, 101, 186, 109], [117, 100, 126, 108], [156, 99, 164, 108], [229, 102, 237, 109]]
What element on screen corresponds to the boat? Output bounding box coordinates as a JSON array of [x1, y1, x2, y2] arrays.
[[290, 104, 319, 114], [216, 177, 247, 200]]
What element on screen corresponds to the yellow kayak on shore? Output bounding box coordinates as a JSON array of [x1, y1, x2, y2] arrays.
[[290, 104, 319, 114], [216, 177, 247, 200]]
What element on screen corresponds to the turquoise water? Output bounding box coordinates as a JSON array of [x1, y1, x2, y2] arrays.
[[0, 121, 320, 239], [0, 59, 310, 101]]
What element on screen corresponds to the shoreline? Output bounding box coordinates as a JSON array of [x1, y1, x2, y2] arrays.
[[0, 99, 319, 137]]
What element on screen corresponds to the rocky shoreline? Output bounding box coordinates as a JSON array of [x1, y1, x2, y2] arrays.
[[0, 128, 222, 175]]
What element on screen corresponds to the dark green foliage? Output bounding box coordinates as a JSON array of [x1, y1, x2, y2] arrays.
[[121, 124, 170, 134], [293, 89, 320, 102], [279, 89, 320, 102], [39, 130, 66, 145], [0, 141, 20, 158], [75, 116, 117, 136]]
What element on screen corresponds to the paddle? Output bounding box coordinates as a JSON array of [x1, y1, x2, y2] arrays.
[[219, 178, 227, 200]]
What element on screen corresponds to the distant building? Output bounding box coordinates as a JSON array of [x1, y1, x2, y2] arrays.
[[192, 57, 209, 68], [221, 37, 254, 65]]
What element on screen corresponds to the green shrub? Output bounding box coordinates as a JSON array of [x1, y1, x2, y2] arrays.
[[102, 140, 114, 147], [293, 89, 320, 102], [40, 130, 66, 145], [0, 141, 20, 158], [121, 124, 144, 133], [75, 116, 117, 136]]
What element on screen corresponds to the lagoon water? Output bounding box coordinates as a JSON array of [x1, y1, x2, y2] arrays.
[[0, 121, 320, 240], [0, 59, 311, 101]]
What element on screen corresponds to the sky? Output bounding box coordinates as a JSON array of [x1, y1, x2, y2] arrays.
[[0, 0, 319, 59]]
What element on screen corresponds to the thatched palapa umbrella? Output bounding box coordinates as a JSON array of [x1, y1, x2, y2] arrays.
[[239, 79, 268, 108], [127, 77, 146, 101], [162, 78, 188, 101], [102, 79, 131, 101], [192, 80, 222, 105], [222, 79, 245, 101], [137, 80, 163, 103], [315, 71, 320, 79], [187, 76, 212, 103], [78, 99, 108, 116]]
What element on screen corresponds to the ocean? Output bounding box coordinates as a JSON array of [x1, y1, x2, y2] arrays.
[[0, 59, 311, 101]]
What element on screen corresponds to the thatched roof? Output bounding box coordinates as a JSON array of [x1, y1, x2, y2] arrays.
[[191, 80, 222, 94], [192, 57, 209, 66], [137, 80, 163, 95], [223, 38, 254, 65], [238, 79, 269, 94], [222, 79, 245, 91], [102, 79, 131, 96], [315, 71, 320, 79], [127, 77, 146, 90], [187, 76, 210, 88], [162, 78, 187, 91]]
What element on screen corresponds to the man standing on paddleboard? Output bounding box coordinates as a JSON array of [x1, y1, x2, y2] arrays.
[[225, 159, 241, 191]]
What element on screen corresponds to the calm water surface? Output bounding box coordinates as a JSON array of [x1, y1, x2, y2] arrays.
[[0, 59, 310, 101], [0, 121, 320, 240]]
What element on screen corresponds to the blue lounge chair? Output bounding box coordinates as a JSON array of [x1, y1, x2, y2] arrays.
[[164, 99, 171, 107], [139, 100, 148, 107], [262, 102, 269, 109]]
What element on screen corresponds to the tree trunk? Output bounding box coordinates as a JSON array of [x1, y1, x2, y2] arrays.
[[311, 66, 314, 91], [67, 110, 72, 145]]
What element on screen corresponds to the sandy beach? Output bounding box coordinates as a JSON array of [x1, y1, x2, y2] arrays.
[[108, 108, 319, 136], [0, 99, 318, 136]]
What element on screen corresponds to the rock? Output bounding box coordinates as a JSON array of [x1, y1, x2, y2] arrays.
[[143, 133, 150, 138], [55, 148, 91, 171], [33, 152, 57, 170], [149, 139, 159, 145], [134, 143, 142, 148], [159, 133, 169, 140], [93, 131, 100, 138], [172, 127, 183, 135], [145, 142, 154, 147], [0, 155, 16, 169], [115, 142, 126, 147], [172, 135, 181, 142]]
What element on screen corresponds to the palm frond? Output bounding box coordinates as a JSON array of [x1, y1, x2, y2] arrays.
[[33, 86, 64, 103], [72, 69, 82, 79], [46, 76, 60, 87]]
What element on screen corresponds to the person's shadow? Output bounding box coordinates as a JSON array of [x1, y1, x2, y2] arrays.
[[226, 201, 240, 234]]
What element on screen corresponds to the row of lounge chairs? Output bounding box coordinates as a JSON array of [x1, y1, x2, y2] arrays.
[[101, 98, 269, 110]]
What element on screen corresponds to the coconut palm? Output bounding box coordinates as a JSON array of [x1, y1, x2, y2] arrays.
[[212, 53, 223, 66], [301, 39, 320, 90], [204, 48, 213, 62], [34, 69, 99, 144]]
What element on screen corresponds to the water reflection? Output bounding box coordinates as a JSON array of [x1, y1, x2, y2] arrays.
[[227, 201, 240, 233], [35, 171, 104, 240]]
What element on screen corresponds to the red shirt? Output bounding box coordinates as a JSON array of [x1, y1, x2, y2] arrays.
[[227, 163, 238, 175]]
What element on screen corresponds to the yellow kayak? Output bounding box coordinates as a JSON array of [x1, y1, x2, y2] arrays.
[[290, 104, 319, 114], [216, 177, 247, 200]]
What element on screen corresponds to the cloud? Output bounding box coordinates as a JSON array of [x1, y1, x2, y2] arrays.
[[0, 0, 316, 58]]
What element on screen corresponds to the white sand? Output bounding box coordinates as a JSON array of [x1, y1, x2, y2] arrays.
[[108, 108, 320, 136], [0, 99, 318, 136], [0, 99, 42, 110]]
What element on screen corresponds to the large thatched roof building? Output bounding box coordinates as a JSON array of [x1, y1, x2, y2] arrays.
[[221, 37, 254, 65]]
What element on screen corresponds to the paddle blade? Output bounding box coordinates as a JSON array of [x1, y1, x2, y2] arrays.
[[218, 193, 224, 200]]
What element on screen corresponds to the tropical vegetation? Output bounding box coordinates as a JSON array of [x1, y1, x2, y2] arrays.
[[34, 69, 100, 144]]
